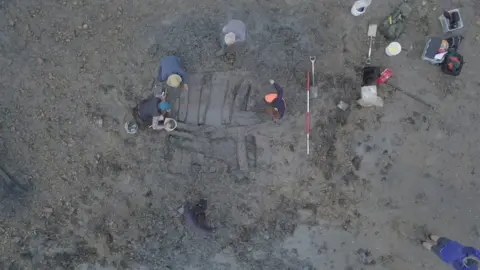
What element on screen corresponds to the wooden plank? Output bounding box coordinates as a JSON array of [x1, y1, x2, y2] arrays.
[[236, 129, 248, 171], [177, 88, 189, 122], [198, 74, 212, 125], [174, 97, 180, 119], [186, 75, 203, 125], [233, 80, 251, 112], [230, 111, 262, 126], [205, 72, 228, 127], [222, 78, 243, 125]]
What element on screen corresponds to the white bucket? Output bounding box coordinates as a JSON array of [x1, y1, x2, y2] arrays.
[[124, 122, 138, 134], [385, 42, 402, 56], [164, 118, 177, 132], [351, 0, 372, 16]]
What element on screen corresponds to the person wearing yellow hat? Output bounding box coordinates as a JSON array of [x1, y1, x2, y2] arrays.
[[216, 19, 246, 57], [167, 74, 182, 88], [158, 56, 188, 90]]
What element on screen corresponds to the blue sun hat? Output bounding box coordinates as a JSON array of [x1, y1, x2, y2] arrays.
[[159, 101, 172, 111]]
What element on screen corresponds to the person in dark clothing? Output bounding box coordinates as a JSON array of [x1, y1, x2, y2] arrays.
[[183, 199, 214, 234], [158, 56, 189, 90], [216, 19, 247, 56], [264, 79, 286, 120], [422, 234, 480, 270], [132, 94, 172, 130]]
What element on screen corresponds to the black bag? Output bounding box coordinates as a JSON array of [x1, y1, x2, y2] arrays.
[[445, 36, 464, 51], [441, 51, 464, 76], [361, 66, 380, 86]]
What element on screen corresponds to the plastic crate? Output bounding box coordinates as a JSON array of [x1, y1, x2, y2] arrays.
[[439, 9, 463, 33], [422, 37, 445, 64]]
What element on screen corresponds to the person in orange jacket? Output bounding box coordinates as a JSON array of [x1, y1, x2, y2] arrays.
[[264, 79, 286, 120]]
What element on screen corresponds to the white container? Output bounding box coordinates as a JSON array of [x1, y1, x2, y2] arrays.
[[164, 118, 178, 132], [385, 42, 402, 56], [124, 122, 138, 134], [351, 0, 372, 16], [439, 9, 463, 33], [358, 85, 383, 108]]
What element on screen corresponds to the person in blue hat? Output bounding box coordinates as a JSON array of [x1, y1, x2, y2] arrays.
[[151, 100, 172, 130], [422, 234, 480, 270], [132, 93, 172, 130]]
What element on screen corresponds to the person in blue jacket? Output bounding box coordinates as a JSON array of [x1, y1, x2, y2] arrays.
[[158, 56, 189, 90], [264, 79, 286, 120], [422, 234, 480, 269]]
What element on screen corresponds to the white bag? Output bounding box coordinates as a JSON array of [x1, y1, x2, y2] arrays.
[[357, 85, 384, 107]]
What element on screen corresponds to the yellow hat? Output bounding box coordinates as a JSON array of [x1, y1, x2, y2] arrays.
[[167, 74, 182, 88]]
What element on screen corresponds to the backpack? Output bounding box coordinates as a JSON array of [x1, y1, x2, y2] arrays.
[[378, 2, 413, 40], [441, 51, 464, 76]]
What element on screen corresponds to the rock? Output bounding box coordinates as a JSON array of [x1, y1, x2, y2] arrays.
[[8, 19, 15, 27], [82, 23, 88, 29], [12, 237, 22, 243], [298, 208, 314, 220], [337, 101, 349, 111], [37, 57, 44, 64], [177, 206, 184, 215], [252, 249, 267, 260], [95, 118, 103, 127]]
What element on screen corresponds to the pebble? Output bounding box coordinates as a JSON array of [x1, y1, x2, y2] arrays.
[[177, 206, 184, 215], [252, 249, 267, 260], [37, 57, 44, 64], [8, 19, 15, 26], [82, 23, 88, 29], [337, 101, 349, 111], [96, 118, 103, 127], [43, 207, 53, 213], [298, 208, 314, 220]]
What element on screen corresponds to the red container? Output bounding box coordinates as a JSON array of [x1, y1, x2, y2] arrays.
[[377, 68, 393, 84]]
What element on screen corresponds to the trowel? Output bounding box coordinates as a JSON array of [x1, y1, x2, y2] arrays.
[[366, 24, 377, 65], [309, 56, 319, 98]]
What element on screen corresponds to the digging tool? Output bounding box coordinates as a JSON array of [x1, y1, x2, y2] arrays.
[[366, 24, 377, 65], [309, 56, 318, 98], [306, 71, 310, 156]]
